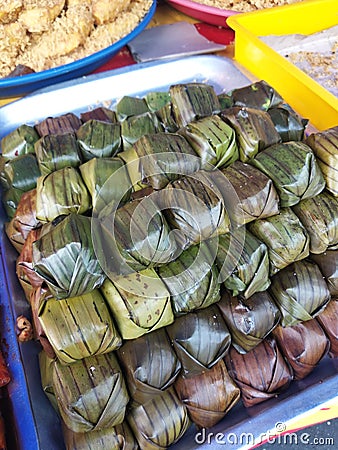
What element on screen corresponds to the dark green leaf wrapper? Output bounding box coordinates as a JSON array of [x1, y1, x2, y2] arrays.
[[158, 242, 221, 316], [116, 328, 181, 404], [53, 351, 129, 433], [2, 153, 41, 192], [127, 387, 189, 450], [225, 337, 293, 407], [32, 214, 106, 299], [166, 305, 231, 378], [250, 141, 325, 207], [174, 359, 240, 428], [220, 106, 281, 162], [268, 105, 308, 142], [218, 290, 281, 353], [315, 298, 338, 357], [293, 191, 338, 254], [121, 112, 159, 150], [1, 124, 39, 161], [306, 126, 338, 196], [310, 250, 338, 296], [230, 80, 284, 111], [76, 120, 121, 161], [248, 207, 310, 275], [272, 320, 329, 380], [34, 133, 82, 175], [269, 260, 331, 326], [2, 187, 24, 219], [116, 96, 149, 121]]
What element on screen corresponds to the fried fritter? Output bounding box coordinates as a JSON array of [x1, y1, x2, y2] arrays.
[[92, 0, 132, 25], [19, 0, 65, 33], [0, 0, 23, 24]]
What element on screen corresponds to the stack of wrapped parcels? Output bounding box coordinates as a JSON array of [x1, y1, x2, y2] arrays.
[[1, 79, 337, 449]]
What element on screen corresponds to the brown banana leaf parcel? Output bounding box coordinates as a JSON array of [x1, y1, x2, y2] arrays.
[[157, 241, 221, 316], [11, 188, 40, 241], [174, 359, 240, 429], [179, 115, 239, 169], [220, 160, 280, 226], [38, 290, 122, 365], [35, 113, 82, 137], [269, 260, 331, 327], [306, 126, 338, 196], [230, 80, 284, 111], [127, 387, 190, 450], [132, 132, 200, 190], [116, 328, 181, 404], [169, 82, 221, 128], [214, 230, 271, 298], [53, 351, 129, 433], [225, 337, 293, 408], [293, 191, 338, 254], [34, 132, 82, 175], [310, 250, 338, 296], [166, 305, 231, 378], [100, 270, 174, 340], [32, 214, 106, 299], [219, 106, 281, 162], [62, 421, 138, 450], [35, 167, 91, 222], [1, 124, 39, 161], [76, 120, 122, 161], [5, 217, 25, 253], [272, 320, 329, 380], [218, 290, 281, 353], [248, 207, 310, 275], [97, 196, 179, 276], [316, 298, 338, 358], [160, 170, 230, 249], [250, 141, 325, 207], [80, 106, 117, 124]]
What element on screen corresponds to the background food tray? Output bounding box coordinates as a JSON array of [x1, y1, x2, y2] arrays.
[[227, 0, 338, 131], [0, 55, 337, 450]]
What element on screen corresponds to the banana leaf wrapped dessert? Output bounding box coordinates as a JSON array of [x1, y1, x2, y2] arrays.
[[269, 260, 331, 327], [32, 214, 106, 299], [248, 207, 310, 275], [155, 100, 179, 133], [76, 120, 122, 161], [220, 161, 280, 226], [144, 91, 171, 113], [132, 132, 200, 190], [2, 186, 25, 219], [179, 115, 238, 169], [310, 250, 338, 296], [219, 106, 281, 162], [127, 387, 189, 450], [1, 124, 39, 161], [34, 133, 82, 175], [97, 196, 178, 275], [166, 304, 231, 378], [100, 270, 174, 340], [62, 421, 138, 450], [1, 153, 41, 192], [11, 188, 40, 241], [158, 242, 221, 316], [31, 287, 56, 359], [39, 350, 58, 411], [80, 106, 117, 124], [267, 105, 308, 142], [272, 320, 329, 380], [250, 141, 325, 207], [116, 328, 181, 404], [160, 170, 230, 249], [79, 157, 132, 208], [218, 93, 233, 109], [121, 112, 160, 150], [169, 82, 221, 128], [305, 126, 338, 196], [218, 290, 281, 353], [316, 298, 338, 358], [213, 230, 270, 298], [174, 359, 240, 428], [293, 191, 338, 254], [53, 351, 129, 433], [230, 80, 284, 111], [116, 95, 149, 121], [35, 113, 82, 137], [35, 167, 91, 222], [38, 290, 122, 364], [225, 337, 293, 407]]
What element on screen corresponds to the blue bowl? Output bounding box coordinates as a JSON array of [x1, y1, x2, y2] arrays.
[[0, 1, 156, 99]]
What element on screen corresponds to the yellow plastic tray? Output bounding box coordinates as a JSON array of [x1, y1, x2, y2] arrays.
[[227, 0, 338, 130]]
